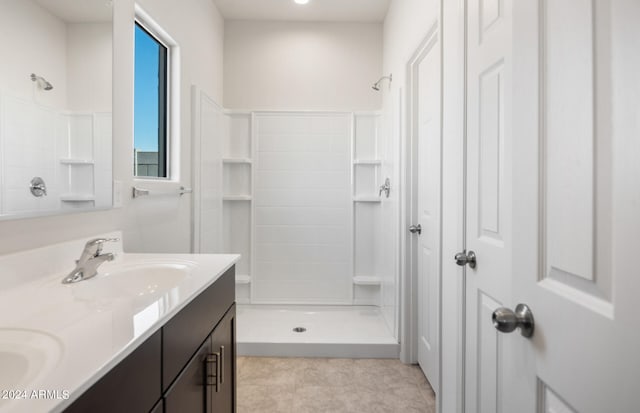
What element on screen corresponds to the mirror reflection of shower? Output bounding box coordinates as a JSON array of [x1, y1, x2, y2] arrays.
[[30, 73, 53, 91], [372, 73, 392, 91]]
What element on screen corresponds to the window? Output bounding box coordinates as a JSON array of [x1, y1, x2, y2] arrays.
[[134, 22, 168, 178]]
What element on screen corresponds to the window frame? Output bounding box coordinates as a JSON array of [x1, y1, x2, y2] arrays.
[[133, 7, 179, 182]]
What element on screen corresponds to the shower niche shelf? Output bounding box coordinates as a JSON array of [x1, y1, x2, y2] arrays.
[[352, 114, 384, 306], [223, 195, 252, 201], [222, 158, 252, 164], [60, 194, 96, 202], [57, 113, 111, 210], [353, 196, 381, 203], [223, 163, 251, 198], [222, 112, 253, 305], [353, 276, 382, 286], [60, 158, 95, 165], [353, 159, 382, 165]]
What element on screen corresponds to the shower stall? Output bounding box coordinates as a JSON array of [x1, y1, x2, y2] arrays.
[[192, 88, 401, 358]]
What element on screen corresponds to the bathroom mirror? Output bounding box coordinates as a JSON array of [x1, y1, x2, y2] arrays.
[[0, 0, 113, 220]]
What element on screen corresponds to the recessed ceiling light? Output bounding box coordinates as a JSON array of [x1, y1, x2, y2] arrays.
[[294, 0, 310, 5]]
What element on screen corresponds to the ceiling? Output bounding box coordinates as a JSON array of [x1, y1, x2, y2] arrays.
[[212, 0, 391, 23]]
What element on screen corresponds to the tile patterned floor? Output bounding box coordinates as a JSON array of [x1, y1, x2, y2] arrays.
[[237, 357, 436, 413]]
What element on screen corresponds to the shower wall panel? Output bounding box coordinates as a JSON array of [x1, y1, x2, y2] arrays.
[[253, 112, 353, 304]]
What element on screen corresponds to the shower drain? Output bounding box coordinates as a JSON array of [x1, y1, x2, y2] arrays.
[[292, 327, 307, 333]]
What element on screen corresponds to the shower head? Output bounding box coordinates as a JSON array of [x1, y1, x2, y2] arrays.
[[372, 74, 392, 91], [31, 73, 53, 91]]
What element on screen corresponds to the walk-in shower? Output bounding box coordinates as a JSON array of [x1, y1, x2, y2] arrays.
[[192, 89, 401, 359]]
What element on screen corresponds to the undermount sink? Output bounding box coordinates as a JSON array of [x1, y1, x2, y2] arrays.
[[102, 262, 194, 297], [0, 329, 63, 395]]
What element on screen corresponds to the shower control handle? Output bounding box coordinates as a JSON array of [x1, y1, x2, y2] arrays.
[[30, 177, 47, 197], [379, 178, 391, 198]]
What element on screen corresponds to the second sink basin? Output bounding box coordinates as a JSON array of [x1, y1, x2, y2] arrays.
[[0, 329, 63, 397]]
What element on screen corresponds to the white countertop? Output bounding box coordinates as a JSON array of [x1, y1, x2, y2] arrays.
[[0, 234, 239, 413]]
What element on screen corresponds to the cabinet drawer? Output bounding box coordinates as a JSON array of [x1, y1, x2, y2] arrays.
[[163, 266, 234, 390], [64, 330, 161, 413]]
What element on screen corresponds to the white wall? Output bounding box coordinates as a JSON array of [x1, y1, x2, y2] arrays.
[[123, 0, 225, 253], [0, 0, 68, 109], [379, 0, 443, 362], [0, 0, 224, 260], [66, 23, 113, 112], [383, 0, 440, 90], [224, 20, 383, 111], [384, 0, 465, 412]]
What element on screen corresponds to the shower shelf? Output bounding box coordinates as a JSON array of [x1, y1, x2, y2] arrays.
[[353, 276, 382, 286], [223, 195, 252, 201], [60, 158, 95, 165], [353, 159, 382, 165], [60, 194, 95, 202], [353, 196, 381, 203], [222, 158, 252, 164], [236, 274, 251, 284]]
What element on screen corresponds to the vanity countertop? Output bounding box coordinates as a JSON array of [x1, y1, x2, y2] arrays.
[[0, 238, 239, 413]]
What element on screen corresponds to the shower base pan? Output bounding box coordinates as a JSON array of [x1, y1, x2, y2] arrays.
[[237, 305, 399, 358]]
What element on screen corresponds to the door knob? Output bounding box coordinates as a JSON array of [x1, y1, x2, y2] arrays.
[[454, 250, 476, 269], [492, 304, 534, 338], [409, 224, 422, 235]]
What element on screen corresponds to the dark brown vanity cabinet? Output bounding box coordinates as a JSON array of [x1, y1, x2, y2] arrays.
[[64, 330, 162, 413], [64, 266, 236, 413]]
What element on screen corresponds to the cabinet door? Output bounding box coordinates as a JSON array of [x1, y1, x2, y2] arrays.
[[164, 337, 211, 413], [210, 305, 236, 413]]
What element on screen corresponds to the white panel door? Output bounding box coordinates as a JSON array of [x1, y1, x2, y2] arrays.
[[464, 0, 512, 410], [465, 0, 640, 411], [507, 0, 640, 411], [409, 27, 442, 394]]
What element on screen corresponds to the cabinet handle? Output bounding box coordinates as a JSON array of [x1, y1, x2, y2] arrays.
[[205, 352, 220, 392], [220, 346, 225, 385]]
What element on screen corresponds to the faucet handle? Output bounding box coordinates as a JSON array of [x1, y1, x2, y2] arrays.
[[85, 237, 120, 255]]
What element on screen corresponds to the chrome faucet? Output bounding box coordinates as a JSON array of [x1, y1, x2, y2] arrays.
[[62, 238, 119, 284]]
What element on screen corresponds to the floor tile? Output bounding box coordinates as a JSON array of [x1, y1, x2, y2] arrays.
[[237, 356, 436, 412]]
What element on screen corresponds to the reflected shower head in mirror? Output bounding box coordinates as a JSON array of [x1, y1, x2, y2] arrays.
[[372, 74, 392, 91], [30, 73, 53, 91]]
